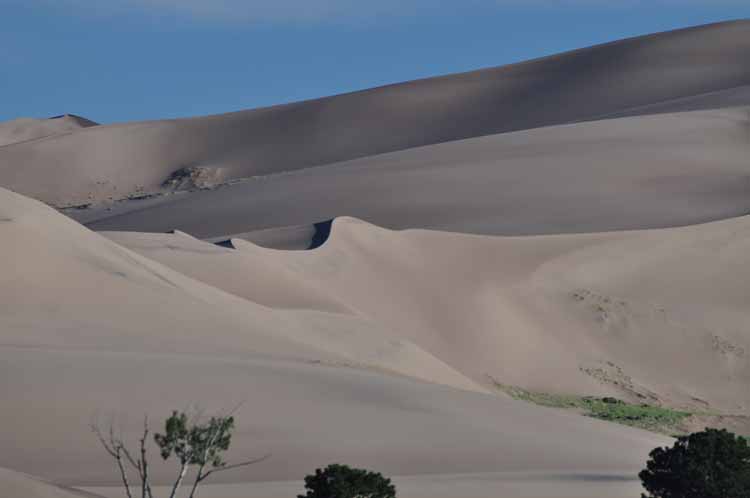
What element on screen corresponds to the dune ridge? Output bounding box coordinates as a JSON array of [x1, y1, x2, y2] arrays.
[[83, 106, 750, 240], [0, 186, 673, 494], [0, 114, 97, 147], [5, 19, 750, 498], [105, 215, 750, 417], [1, 20, 749, 207]]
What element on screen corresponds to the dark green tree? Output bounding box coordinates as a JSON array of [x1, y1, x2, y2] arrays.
[[639, 428, 750, 498], [298, 464, 396, 498]]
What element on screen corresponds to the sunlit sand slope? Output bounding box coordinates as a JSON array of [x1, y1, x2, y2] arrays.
[[86, 107, 750, 239], [2, 21, 749, 207], [107, 215, 750, 414], [0, 187, 667, 489]]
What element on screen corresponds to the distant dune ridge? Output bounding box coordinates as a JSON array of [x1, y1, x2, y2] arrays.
[[2, 19, 750, 498], [83, 106, 750, 239], [0, 114, 97, 147], [1, 20, 749, 207]]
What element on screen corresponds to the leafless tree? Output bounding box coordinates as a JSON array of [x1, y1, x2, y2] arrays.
[[91, 415, 153, 498]]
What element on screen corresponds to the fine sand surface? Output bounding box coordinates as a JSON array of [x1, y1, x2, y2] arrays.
[[0, 187, 481, 394], [1, 20, 749, 207], [83, 106, 750, 240], [104, 215, 750, 414], [4, 20, 750, 498], [0, 187, 668, 497]]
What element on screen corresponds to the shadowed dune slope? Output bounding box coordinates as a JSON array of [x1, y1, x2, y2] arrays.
[[0, 187, 668, 489], [206, 223, 321, 251], [0, 114, 97, 147], [106, 215, 750, 414], [86, 107, 750, 239], [585, 85, 750, 120], [2, 20, 750, 206]]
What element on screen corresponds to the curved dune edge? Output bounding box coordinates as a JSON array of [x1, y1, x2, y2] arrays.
[[2, 20, 750, 207], [106, 214, 750, 418], [1, 187, 671, 488], [0, 187, 482, 393], [81, 106, 750, 240]]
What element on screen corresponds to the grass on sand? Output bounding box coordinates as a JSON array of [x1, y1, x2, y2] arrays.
[[493, 382, 692, 436]]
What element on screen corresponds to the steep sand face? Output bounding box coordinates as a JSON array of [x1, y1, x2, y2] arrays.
[[1, 20, 749, 206], [0, 115, 97, 147], [85, 107, 750, 239], [106, 215, 750, 414], [0, 187, 669, 490], [0, 187, 480, 390]]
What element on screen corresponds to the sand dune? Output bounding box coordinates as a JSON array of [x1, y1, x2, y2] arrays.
[[1, 20, 749, 207], [4, 19, 750, 498], [207, 222, 327, 251], [4, 187, 744, 494], [0, 187, 483, 392], [3, 345, 664, 487], [83, 106, 750, 240], [0, 187, 671, 496], [581, 84, 750, 121], [105, 215, 750, 414], [0, 114, 97, 147]]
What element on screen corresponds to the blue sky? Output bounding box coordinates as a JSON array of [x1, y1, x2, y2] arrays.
[[2, 1, 749, 124]]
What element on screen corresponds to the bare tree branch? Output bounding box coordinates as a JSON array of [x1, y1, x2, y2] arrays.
[[120, 444, 141, 473], [224, 401, 246, 417], [90, 422, 117, 457], [140, 416, 153, 498], [90, 419, 134, 498], [198, 454, 271, 483], [113, 446, 134, 498]]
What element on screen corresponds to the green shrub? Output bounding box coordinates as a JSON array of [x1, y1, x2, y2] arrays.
[[298, 464, 396, 498], [640, 428, 750, 498]]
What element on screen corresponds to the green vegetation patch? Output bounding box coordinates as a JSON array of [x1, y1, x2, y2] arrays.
[[493, 383, 692, 435]]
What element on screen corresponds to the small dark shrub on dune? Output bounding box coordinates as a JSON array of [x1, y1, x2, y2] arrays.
[[298, 463, 396, 498], [640, 428, 750, 498]]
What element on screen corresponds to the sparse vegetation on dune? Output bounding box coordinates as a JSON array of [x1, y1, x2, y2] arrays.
[[492, 382, 693, 435]]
